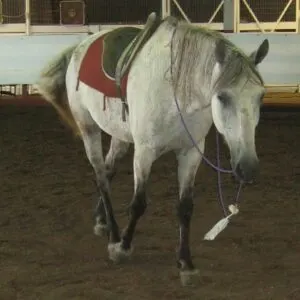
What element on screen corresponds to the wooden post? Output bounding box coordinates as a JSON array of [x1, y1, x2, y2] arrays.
[[161, 0, 171, 18], [25, 0, 30, 35], [296, 0, 300, 33], [223, 0, 238, 33]]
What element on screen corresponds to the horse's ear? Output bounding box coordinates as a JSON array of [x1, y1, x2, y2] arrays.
[[250, 39, 269, 65], [215, 39, 227, 65]]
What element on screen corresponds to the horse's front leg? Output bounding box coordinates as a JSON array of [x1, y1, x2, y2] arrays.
[[176, 141, 204, 286], [108, 145, 156, 263]]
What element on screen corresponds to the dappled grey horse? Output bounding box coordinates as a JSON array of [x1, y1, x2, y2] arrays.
[[36, 14, 269, 285]]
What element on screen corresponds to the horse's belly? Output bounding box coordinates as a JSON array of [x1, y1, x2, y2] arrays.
[[80, 84, 133, 143]]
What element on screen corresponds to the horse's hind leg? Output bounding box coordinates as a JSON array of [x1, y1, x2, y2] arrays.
[[71, 106, 121, 245], [94, 138, 130, 236], [176, 142, 204, 286], [108, 145, 156, 263]]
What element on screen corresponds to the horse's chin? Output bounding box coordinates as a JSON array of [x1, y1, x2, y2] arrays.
[[230, 158, 257, 185]]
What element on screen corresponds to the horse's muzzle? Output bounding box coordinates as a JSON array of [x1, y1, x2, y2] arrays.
[[233, 157, 259, 184]]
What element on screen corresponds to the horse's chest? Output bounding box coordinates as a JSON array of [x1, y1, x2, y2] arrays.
[[177, 110, 212, 141], [147, 108, 213, 149]]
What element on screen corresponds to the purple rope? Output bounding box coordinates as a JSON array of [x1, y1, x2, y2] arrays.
[[173, 88, 243, 217], [216, 132, 227, 216], [173, 97, 232, 174], [174, 94, 243, 216], [170, 25, 242, 218], [175, 94, 244, 216], [169, 26, 231, 174], [235, 180, 243, 205], [216, 133, 243, 216]]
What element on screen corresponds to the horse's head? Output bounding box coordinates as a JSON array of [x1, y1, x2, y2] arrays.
[[211, 38, 269, 183]]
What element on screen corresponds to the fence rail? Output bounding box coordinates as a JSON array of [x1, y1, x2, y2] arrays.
[[0, 0, 299, 33]]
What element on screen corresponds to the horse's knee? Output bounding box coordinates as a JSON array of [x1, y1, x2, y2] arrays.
[[96, 171, 110, 192], [105, 165, 116, 182]]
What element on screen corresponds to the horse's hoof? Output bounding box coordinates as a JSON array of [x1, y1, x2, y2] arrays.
[[93, 223, 108, 236], [108, 242, 132, 263], [180, 269, 199, 287], [93, 216, 108, 236]]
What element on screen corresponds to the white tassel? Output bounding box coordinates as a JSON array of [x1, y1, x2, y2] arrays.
[[204, 204, 239, 241]]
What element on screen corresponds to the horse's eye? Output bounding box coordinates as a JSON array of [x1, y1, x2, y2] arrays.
[[218, 93, 230, 106]]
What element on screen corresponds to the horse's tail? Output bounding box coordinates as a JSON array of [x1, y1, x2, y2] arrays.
[[36, 45, 81, 137]]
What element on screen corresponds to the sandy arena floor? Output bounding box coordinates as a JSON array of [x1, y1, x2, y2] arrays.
[[0, 96, 299, 299]]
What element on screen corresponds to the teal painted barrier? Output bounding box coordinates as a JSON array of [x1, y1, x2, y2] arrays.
[[0, 33, 299, 86]]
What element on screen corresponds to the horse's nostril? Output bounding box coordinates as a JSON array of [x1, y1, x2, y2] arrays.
[[234, 158, 259, 183], [235, 163, 243, 180]]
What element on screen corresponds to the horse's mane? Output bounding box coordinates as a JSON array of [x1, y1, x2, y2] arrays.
[[164, 17, 264, 107]]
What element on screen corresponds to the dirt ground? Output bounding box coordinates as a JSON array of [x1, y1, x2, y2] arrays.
[[0, 99, 299, 300]]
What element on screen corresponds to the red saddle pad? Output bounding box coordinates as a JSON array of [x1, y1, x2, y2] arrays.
[[78, 33, 128, 98]]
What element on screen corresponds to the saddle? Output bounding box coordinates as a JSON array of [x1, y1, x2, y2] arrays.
[[78, 12, 161, 121], [102, 27, 141, 79]]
